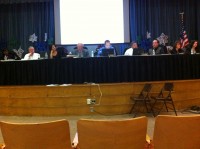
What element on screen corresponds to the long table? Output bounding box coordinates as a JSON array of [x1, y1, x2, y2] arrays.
[[0, 55, 200, 85]]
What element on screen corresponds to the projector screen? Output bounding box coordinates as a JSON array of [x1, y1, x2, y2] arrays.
[[54, 0, 130, 45]]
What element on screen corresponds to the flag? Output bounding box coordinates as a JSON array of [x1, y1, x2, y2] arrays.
[[180, 31, 189, 48], [180, 12, 189, 48]]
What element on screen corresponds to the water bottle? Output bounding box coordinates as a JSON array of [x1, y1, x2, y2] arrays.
[[4, 55, 7, 60], [91, 50, 94, 57], [152, 49, 155, 55], [45, 52, 48, 59]]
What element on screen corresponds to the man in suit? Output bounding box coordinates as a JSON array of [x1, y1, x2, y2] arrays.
[[148, 39, 165, 55], [72, 43, 89, 58], [124, 41, 144, 55]]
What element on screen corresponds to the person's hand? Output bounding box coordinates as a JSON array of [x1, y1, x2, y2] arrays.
[[29, 52, 33, 57], [50, 50, 53, 59]]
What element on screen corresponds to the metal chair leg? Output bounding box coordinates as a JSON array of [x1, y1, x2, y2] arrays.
[[130, 101, 137, 114], [171, 101, 177, 116]]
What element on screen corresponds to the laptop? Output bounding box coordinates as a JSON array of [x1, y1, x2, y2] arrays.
[[101, 48, 115, 57]]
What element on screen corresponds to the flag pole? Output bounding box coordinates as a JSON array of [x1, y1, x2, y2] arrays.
[[179, 12, 184, 23], [179, 12, 184, 16], [179, 12, 189, 48]]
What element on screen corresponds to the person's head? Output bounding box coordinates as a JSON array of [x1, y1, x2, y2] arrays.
[[2, 48, 9, 55], [77, 43, 84, 51], [173, 41, 181, 50], [130, 41, 138, 49], [104, 40, 111, 49], [49, 44, 56, 51], [152, 39, 160, 49], [191, 40, 198, 49], [28, 46, 35, 54]]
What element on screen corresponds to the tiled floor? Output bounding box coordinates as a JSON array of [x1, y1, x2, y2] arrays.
[[0, 111, 198, 144]]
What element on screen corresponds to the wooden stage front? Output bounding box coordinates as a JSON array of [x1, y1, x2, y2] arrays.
[[0, 80, 200, 116]]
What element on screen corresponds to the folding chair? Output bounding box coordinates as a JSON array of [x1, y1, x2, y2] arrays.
[[130, 84, 154, 117], [151, 83, 177, 116]]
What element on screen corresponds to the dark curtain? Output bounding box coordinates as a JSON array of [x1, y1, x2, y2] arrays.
[[0, 0, 54, 52], [197, 1, 200, 41], [130, 0, 200, 43]]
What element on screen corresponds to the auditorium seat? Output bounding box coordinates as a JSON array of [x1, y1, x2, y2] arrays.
[[153, 115, 200, 149], [77, 117, 148, 149], [0, 120, 72, 149]]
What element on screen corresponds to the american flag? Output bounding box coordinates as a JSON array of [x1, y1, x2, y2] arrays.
[[180, 12, 189, 48]]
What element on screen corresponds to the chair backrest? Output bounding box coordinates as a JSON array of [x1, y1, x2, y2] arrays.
[[153, 115, 200, 149], [163, 83, 173, 91], [77, 116, 148, 149], [74, 46, 88, 50], [158, 83, 173, 98], [139, 84, 152, 98], [0, 120, 72, 149]]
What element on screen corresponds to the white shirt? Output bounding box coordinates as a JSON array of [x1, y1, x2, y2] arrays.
[[23, 53, 40, 60], [191, 48, 196, 54], [124, 48, 133, 56]]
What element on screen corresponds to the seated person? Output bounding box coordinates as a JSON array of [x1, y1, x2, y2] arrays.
[[171, 41, 184, 54], [123, 47, 129, 55], [72, 43, 89, 58], [0, 48, 20, 60], [97, 40, 117, 56], [184, 40, 199, 54], [49, 44, 66, 59], [23, 46, 40, 60], [124, 41, 144, 55], [94, 45, 102, 57], [148, 39, 165, 55]]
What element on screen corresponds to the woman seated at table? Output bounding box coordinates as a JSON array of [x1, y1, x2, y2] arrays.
[[184, 40, 199, 54], [49, 44, 67, 59], [170, 41, 183, 54]]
